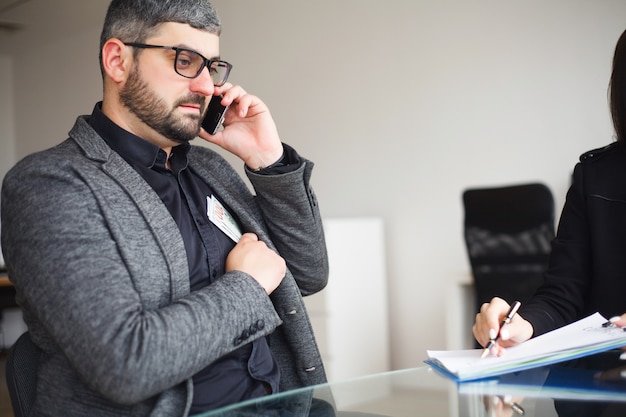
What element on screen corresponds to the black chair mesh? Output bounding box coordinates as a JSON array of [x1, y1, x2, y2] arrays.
[[6, 332, 40, 417], [462, 183, 555, 348]]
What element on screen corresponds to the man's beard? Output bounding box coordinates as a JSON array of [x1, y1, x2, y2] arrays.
[[120, 66, 206, 143]]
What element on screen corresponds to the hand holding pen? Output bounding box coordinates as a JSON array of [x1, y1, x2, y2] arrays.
[[481, 301, 522, 358], [484, 395, 525, 416]]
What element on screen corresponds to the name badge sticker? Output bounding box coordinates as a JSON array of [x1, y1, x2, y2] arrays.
[[207, 195, 242, 242]]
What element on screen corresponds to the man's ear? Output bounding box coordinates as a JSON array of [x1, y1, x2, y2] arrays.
[[102, 39, 131, 83]]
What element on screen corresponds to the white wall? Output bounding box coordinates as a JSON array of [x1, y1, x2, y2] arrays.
[[0, 53, 14, 271], [0, 54, 15, 183], [3, 0, 626, 371], [209, 0, 624, 369], [12, 29, 103, 158]]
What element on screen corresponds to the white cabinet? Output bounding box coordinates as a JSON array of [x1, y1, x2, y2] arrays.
[[304, 217, 390, 382]]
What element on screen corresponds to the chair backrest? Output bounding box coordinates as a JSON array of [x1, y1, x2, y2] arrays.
[[462, 183, 555, 316], [5, 331, 40, 417]]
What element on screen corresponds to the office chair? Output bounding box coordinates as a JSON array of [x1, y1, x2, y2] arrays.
[[6, 331, 40, 417], [462, 183, 555, 342]]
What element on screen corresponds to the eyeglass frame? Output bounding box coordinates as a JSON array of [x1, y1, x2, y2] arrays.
[[123, 42, 233, 86]]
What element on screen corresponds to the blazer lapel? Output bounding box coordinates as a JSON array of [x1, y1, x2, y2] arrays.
[[102, 156, 190, 300], [70, 117, 190, 301]]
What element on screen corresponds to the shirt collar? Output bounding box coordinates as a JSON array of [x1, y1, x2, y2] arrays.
[[88, 102, 191, 171]]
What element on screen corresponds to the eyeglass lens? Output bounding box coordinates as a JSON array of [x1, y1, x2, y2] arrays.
[[175, 49, 230, 86]]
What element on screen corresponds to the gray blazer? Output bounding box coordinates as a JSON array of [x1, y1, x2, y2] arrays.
[[1, 116, 329, 417]]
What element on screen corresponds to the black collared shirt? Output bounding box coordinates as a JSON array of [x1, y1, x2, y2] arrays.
[[88, 103, 281, 412]]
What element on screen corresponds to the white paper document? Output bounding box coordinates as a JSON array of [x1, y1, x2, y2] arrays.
[[426, 313, 626, 381], [207, 195, 242, 242]]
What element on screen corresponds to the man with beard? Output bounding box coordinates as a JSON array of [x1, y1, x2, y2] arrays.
[[0, 1, 329, 416]]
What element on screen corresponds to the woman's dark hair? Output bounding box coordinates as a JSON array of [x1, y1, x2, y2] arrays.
[[609, 29, 626, 144]]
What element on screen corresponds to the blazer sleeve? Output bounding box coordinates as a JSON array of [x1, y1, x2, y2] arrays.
[[521, 162, 592, 336], [246, 149, 329, 297], [521, 143, 626, 337]]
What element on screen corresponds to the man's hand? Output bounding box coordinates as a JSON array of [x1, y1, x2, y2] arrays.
[[198, 84, 283, 170], [225, 233, 286, 294], [472, 297, 534, 356]]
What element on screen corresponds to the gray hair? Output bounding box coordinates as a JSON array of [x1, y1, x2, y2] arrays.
[[99, 0, 221, 75]]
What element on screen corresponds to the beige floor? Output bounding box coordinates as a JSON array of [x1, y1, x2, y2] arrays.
[[0, 351, 14, 417]]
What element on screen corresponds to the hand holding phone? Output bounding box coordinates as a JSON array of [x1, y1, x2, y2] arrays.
[[198, 87, 283, 170], [202, 95, 229, 135]]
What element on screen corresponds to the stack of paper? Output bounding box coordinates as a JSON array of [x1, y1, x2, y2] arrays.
[[426, 313, 626, 381]]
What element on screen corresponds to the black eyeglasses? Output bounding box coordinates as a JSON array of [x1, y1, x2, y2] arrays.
[[124, 42, 232, 87]]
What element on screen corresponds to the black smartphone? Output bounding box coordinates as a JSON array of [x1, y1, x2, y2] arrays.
[[202, 95, 229, 135]]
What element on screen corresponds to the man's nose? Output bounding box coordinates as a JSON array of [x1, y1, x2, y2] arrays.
[[189, 67, 215, 97]]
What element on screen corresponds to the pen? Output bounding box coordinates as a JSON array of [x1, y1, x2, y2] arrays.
[[481, 301, 521, 359], [501, 395, 525, 415], [601, 320, 626, 331]]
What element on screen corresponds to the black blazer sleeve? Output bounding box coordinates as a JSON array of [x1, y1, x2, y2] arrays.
[[521, 143, 626, 336]]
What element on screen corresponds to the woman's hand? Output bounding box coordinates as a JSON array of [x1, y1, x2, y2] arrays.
[[473, 297, 534, 357]]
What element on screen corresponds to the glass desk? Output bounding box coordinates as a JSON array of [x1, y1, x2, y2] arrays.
[[194, 351, 626, 417]]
